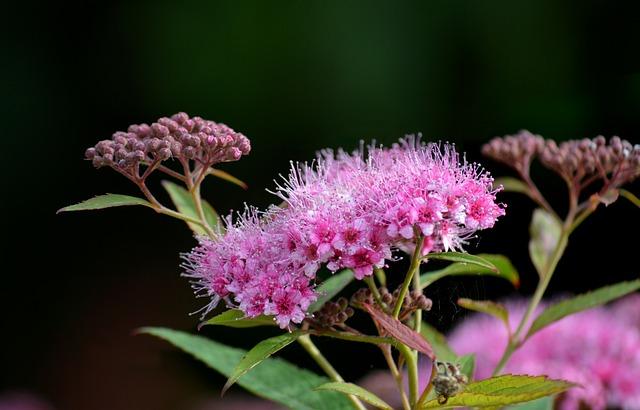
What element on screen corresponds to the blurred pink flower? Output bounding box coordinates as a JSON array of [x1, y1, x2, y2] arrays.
[[449, 295, 640, 409]]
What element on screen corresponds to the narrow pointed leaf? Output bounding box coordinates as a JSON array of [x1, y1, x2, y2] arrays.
[[458, 354, 476, 380], [363, 304, 434, 358], [527, 279, 640, 338], [620, 189, 640, 208], [420, 322, 457, 362], [140, 327, 350, 409], [315, 382, 393, 410], [421, 374, 575, 408], [223, 332, 301, 394], [458, 298, 509, 329], [528, 209, 562, 278], [162, 180, 220, 235], [208, 168, 248, 189], [420, 254, 519, 289], [57, 194, 152, 213], [200, 309, 275, 329], [493, 177, 530, 195], [309, 269, 354, 313], [425, 252, 498, 272]]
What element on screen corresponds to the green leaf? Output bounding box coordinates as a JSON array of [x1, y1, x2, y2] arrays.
[[420, 254, 519, 289], [208, 168, 249, 190], [458, 298, 509, 329], [527, 279, 640, 338], [162, 180, 220, 235], [309, 269, 354, 313], [494, 177, 530, 195], [529, 208, 563, 278], [421, 374, 575, 408], [140, 327, 350, 410], [458, 354, 476, 380], [507, 396, 555, 410], [223, 331, 302, 394], [426, 252, 498, 272], [620, 189, 640, 208], [315, 382, 393, 410], [200, 309, 275, 329], [57, 194, 152, 213], [420, 322, 457, 362]]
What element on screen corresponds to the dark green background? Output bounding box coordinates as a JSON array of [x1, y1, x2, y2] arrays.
[[2, 1, 639, 409]]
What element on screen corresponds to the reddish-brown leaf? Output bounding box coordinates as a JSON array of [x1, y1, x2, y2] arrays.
[[363, 304, 434, 359]]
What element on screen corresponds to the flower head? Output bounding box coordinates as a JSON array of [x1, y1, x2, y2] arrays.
[[449, 296, 640, 410], [184, 136, 504, 328], [85, 112, 251, 181]]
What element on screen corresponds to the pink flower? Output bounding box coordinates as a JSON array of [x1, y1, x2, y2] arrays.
[[183, 137, 504, 327], [448, 296, 640, 409]]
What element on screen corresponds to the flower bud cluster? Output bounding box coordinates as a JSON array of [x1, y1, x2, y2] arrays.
[[432, 361, 468, 404], [539, 136, 640, 188], [483, 131, 639, 190], [309, 297, 355, 329], [482, 130, 545, 175], [85, 112, 251, 180], [184, 138, 504, 328], [378, 287, 432, 319]]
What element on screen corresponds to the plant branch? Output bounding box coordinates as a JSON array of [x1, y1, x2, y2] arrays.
[[393, 234, 424, 319]]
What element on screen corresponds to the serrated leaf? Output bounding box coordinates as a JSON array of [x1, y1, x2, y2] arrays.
[[208, 168, 249, 189], [421, 374, 574, 408], [223, 331, 302, 394], [162, 180, 220, 235], [458, 298, 509, 330], [363, 304, 434, 358], [140, 327, 350, 410], [420, 254, 519, 289], [57, 194, 152, 213], [527, 279, 640, 338], [315, 382, 393, 410], [528, 208, 563, 278], [426, 252, 498, 272], [420, 322, 457, 362], [494, 177, 530, 195], [309, 269, 354, 313], [620, 189, 640, 208], [200, 309, 275, 329]]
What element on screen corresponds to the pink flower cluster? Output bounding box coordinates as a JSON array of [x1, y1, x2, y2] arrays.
[[449, 296, 640, 410], [184, 137, 504, 328]]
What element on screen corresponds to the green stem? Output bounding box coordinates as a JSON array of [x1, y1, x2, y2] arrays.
[[380, 346, 411, 410], [297, 335, 366, 410], [365, 276, 388, 311], [190, 183, 216, 238], [393, 235, 424, 319], [412, 262, 423, 333], [492, 228, 569, 376], [137, 181, 209, 228], [397, 344, 419, 407]]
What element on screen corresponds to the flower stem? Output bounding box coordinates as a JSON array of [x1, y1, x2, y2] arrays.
[[393, 235, 424, 319], [380, 346, 411, 410], [397, 344, 419, 407], [190, 183, 216, 238], [297, 335, 366, 410], [492, 227, 569, 376]]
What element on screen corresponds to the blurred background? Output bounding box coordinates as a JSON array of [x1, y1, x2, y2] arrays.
[[2, 1, 639, 409]]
